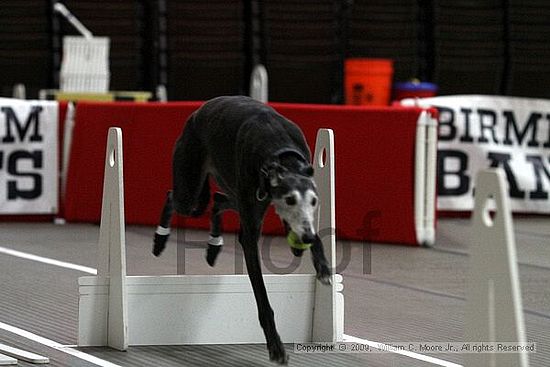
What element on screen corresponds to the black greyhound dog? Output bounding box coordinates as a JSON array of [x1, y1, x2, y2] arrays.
[[152, 96, 331, 364]]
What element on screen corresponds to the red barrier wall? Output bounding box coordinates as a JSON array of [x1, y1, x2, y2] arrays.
[[64, 101, 424, 245]]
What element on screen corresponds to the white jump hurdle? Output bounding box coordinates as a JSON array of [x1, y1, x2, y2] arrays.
[[465, 168, 529, 367], [78, 127, 344, 349]]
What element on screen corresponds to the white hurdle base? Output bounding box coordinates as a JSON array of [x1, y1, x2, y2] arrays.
[[465, 168, 529, 367], [80, 274, 343, 345], [78, 128, 344, 348], [0, 343, 49, 364], [0, 354, 16, 366]]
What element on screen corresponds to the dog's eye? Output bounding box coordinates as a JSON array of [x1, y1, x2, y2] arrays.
[[311, 197, 317, 206], [285, 196, 297, 206]]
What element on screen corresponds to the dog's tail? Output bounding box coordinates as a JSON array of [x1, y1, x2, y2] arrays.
[[153, 190, 174, 256]]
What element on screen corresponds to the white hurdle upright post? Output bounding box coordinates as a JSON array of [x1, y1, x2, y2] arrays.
[[78, 127, 343, 348], [84, 127, 128, 351], [464, 168, 529, 367], [312, 129, 343, 341]]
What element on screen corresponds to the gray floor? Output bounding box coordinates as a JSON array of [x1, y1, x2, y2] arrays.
[[0, 217, 548, 366]]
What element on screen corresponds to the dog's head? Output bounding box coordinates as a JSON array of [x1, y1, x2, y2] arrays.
[[265, 162, 318, 244]]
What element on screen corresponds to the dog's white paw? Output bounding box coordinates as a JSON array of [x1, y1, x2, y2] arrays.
[[317, 272, 332, 286], [268, 342, 288, 365], [316, 264, 332, 285]]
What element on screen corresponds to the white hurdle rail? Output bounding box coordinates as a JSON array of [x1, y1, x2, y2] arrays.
[[78, 127, 344, 349], [465, 168, 529, 367]]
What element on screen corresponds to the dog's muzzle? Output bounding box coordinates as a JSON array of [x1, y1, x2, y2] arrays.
[[301, 229, 316, 244]]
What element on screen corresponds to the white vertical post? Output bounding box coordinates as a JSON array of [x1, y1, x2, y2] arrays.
[[465, 168, 529, 367], [311, 129, 342, 342], [12, 83, 26, 99], [59, 102, 76, 208], [97, 127, 128, 351], [423, 111, 437, 246], [250, 64, 268, 103], [414, 111, 428, 245], [414, 110, 437, 247], [156, 84, 168, 102]]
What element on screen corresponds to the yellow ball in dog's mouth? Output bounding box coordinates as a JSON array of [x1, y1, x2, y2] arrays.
[[286, 231, 312, 250]]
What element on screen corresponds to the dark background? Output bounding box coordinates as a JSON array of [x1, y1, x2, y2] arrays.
[[1, 0, 549, 102]]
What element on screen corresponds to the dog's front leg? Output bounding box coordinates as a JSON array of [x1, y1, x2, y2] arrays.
[[240, 218, 288, 364], [310, 235, 332, 285]]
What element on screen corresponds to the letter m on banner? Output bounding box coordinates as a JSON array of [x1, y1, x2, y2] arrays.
[[1, 105, 43, 143], [0, 99, 59, 214]]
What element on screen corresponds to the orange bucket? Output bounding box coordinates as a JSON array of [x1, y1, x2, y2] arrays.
[[344, 58, 394, 106]]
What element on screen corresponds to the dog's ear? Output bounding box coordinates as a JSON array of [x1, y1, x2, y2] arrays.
[[301, 164, 314, 177], [268, 162, 287, 187]]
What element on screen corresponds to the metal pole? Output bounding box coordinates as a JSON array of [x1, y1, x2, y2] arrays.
[[53, 3, 94, 39]]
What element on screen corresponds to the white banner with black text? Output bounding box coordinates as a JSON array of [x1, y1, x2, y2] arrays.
[[0, 98, 58, 214], [402, 95, 550, 213]]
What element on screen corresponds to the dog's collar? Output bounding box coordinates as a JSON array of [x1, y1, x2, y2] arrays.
[[258, 164, 272, 202]]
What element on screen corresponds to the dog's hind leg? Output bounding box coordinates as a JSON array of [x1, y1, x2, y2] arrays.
[[172, 118, 210, 217], [191, 178, 210, 217], [206, 192, 236, 266], [153, 190, 175, 256]]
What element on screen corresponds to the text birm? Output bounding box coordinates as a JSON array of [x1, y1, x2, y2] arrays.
[[436, 106, 550, 199], [0, 106, 44, 200]]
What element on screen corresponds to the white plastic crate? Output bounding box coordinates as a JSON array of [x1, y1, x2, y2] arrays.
[[60, 36, 110, 93]]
